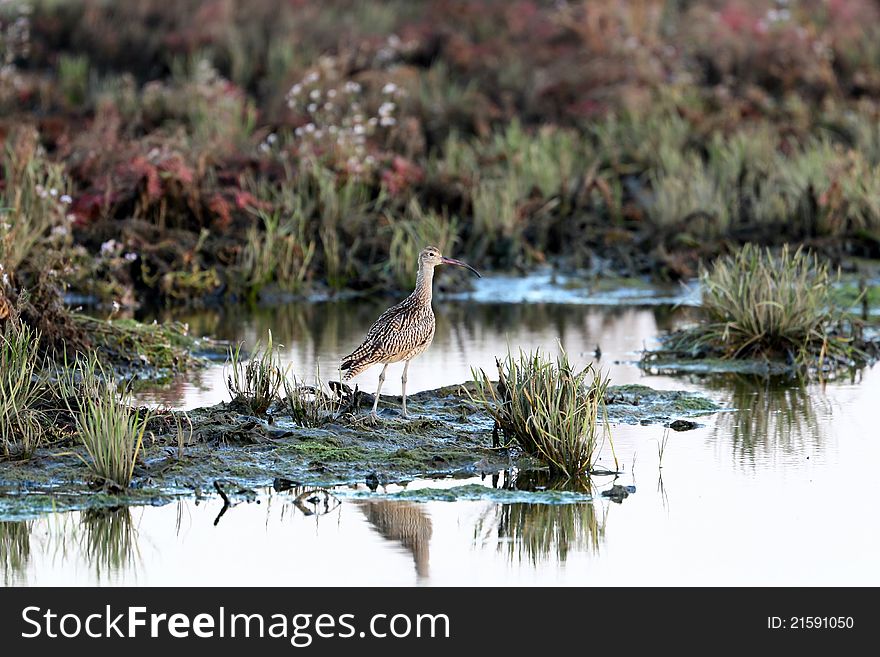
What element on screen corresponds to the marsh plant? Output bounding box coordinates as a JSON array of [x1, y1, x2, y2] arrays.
[[387, 200, 458, 289], [282, 365, 342, 427], [0, 129, 72, 277], [60, 355, 152, 488], [652, 244, 865, 373], [225, 331, 287, 414], [472, 348, 612, 479], [0, 322, 47, 457]]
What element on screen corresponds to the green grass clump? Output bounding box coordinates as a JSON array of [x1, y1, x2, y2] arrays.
[[61, 355, 153, 489], [471, 348, 612, 479], [0, 322, 48, 457], [652, 244, 866, 371], [225, 331, 287, 414]]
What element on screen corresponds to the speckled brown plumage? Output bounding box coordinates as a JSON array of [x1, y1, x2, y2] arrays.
[[339, 246, 480, 420], [340, 266, 436, 379]]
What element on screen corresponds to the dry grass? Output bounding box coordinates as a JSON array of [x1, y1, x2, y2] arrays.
[[282, 365, 342, 427]]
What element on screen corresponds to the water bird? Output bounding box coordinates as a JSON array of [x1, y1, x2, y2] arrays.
[[340, 246, 481, 421]]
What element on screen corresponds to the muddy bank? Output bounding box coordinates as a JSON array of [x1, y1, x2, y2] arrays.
[[0, 383, 718, 520]]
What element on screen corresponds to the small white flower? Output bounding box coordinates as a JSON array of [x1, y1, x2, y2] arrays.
[[309, 89, 321, 100], [260, 143, 270, 152], [290, 83, 302, 96], [307, 103, 317, 113], [49, 187, 58, 196], [367, 117, 378, 127], [295, 127, 304, 137], [324, 102, 333, 111], [60, 194, 72, 204], [112, 300, 121, 312], [304, 123, 316, 133], [124, 252, 138, 262], [266, 133, 277, 144], [344, 81, 361, 94], [380, 116, 396, 127], [378, 102, 396, 117], [304, 71, 320, 84], [327, 89, 337, 99], [328, 125, 338, 134], [353, 124, 365, 136], [314, 130, 323, 139], [100, 239, 119, 255], [382, 82, 398, 95]]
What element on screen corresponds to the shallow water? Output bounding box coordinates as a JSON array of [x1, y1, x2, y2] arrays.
[[3, 277, 880, 586]]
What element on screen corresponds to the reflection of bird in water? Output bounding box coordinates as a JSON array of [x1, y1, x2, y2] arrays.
[[341, 246, 480, 421], [358, 501, 433, 579]]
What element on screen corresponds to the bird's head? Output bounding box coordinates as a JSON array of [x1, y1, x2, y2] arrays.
[[419, 246, 481, 277]]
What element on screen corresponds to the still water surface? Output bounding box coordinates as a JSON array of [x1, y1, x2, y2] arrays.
[[3, 279, 879, 586]]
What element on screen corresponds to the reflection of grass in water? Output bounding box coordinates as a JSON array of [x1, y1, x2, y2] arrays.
[[79, 508, 140, 580], [491, 502, 604, 564], [708, 375, 830, 463], [475, 471, 606, 563], [0, 521, 31, 585]]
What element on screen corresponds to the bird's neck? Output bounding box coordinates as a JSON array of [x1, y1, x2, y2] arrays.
[[412, 263, 434, 303]]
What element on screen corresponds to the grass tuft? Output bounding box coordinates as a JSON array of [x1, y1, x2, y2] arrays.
[[282, 365, 341, 428], [60, 355, 153, 488], [0, 322, 47, 457], [646, 244, 868, 374], [471, 348, 612, 479], [225, 331, 287, 414]]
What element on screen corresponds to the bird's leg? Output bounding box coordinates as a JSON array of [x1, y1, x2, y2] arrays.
[[371, 363, 388, 421], [401, 360, 410, 419]]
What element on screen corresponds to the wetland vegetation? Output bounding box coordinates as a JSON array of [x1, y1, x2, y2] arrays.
[[2, 0, 880, 585]]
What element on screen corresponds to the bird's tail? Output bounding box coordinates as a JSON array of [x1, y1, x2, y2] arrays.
[[340, 343, 376, 380]]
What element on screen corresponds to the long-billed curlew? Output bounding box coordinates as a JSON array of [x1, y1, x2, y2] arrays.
[[341, 246, 480, 420]]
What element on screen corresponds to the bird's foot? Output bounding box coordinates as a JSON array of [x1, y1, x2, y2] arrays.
[[365, 411, 380, 426]]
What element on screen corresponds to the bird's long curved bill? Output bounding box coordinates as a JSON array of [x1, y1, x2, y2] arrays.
[[441, 256, 481, 278]]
